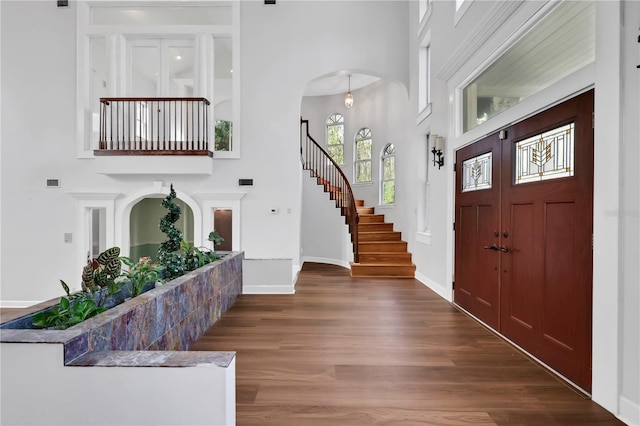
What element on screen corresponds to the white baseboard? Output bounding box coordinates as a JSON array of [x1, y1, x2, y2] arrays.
[[619, 395, 640, 426], [0, 300, 43, 309], [242, 285, 295, 295], [415, 271, 452, 302], [302, 256, 350, 269]]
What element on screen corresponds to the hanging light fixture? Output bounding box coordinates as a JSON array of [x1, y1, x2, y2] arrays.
[[344, 74, 354, 108]]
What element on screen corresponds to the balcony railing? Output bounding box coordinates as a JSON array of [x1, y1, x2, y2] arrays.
[[96, 97, 212, 156]]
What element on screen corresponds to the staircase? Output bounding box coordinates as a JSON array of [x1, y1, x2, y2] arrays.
[[350, 200, 416, 278], [300, 119, 415, 279]]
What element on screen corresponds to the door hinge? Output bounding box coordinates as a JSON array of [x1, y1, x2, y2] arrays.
[[452, 281, 455, 289], [592, 111, 595, 129], [453, 163, 457, 172], [453, 222, 456, 231], [592, 233, 594, 250]]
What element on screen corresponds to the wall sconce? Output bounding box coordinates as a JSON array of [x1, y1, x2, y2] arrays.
[[431, 135, 445, 169]]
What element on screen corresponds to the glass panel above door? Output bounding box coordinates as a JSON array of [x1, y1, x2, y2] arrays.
[[461, 1, 594, 132]]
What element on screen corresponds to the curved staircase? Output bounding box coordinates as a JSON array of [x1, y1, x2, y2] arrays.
[[301, 119, 415, 279], [350, 200, 416, 278]]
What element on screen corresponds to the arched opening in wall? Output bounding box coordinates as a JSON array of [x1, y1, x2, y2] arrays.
[[129, 197, 194, 262]]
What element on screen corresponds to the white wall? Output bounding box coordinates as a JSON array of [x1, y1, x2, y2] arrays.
[[300, 172, 351, 268], [0, 343, 235, 426], [618, 1, 640, 422], [0, 1, 409, 301], [1, 2, 82, 303]]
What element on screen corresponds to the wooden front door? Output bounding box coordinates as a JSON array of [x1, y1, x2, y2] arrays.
[[454, 90, 594, 391]]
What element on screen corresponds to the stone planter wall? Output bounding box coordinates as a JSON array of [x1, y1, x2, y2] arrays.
[[0, 251, 243, 426]]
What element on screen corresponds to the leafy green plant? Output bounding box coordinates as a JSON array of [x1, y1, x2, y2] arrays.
[[60, 279, 89, 302], [158, 184, 185, 280], [81, 247, 123, 306], [207, 230, 224, 248], [32, 297, 106, 330], [120, 256, 165, 298], [182, 240, 205, 271]]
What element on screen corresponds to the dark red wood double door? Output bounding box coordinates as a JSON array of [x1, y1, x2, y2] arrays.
[[454, 90, 594, 392]]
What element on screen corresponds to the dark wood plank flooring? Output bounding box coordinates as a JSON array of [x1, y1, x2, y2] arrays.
[[190, 262, 624, 426]]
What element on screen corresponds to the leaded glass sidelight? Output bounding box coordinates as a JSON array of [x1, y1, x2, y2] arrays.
[[462, 152, 492, 192], [515, 123, 574, 184]]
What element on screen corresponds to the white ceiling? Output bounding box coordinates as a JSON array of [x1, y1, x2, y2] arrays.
[[473, 1, 595, 98], [303, 73, 381, 97]]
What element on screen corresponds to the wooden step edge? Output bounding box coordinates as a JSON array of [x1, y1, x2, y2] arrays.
[[358, 231, 400, 235], [358, 240, 407, 246], [350, 262, 416, 267]]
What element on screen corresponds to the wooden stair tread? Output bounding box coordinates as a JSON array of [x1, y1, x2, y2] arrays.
[[352, 262, 415, 267]]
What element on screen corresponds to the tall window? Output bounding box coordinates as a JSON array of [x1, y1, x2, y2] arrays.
[[418, 44, 431, 114], [326, 113, 344, 164], [381, 144, 396, 204], [354, 128, 372, 183]]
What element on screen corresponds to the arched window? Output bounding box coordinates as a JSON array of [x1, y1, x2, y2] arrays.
[[381, 144, 396, 204], [326, 113, 344, 164], [354, 128, 372, 183]]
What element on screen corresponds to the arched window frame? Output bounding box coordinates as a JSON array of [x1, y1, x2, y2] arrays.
[[354, 128, 372, 183], [326, 113, 345, 165], [381, 144, 396, 205]]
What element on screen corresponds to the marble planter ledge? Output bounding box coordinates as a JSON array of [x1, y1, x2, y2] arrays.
[[0, 251, 243, 426]]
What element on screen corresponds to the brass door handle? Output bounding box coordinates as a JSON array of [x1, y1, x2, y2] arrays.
[[483, 244, 499, 251], [497, 245, 509, 253]]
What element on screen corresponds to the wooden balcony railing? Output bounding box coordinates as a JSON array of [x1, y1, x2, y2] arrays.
[[300, 119, 359, 263], [96, 97, 212, 156]]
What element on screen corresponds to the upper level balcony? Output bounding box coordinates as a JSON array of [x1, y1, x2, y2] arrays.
[[96, 97, 212, 157], [93, 97, 214, 175]]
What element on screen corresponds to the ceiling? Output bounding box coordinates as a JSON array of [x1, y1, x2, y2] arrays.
[[472, 1, 595, 99], [303, 73, 381, 97]]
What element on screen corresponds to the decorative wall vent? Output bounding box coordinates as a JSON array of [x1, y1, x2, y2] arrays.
[[46, 179, 60, 188]]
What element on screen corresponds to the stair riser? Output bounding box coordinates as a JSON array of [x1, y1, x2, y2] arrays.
[[358, 242, 408, 252], [350, 265, 416, 278], [358, 215, 385, 223], [358, 253, 413, 263], [358, 232, 402, 242], [357, 208, 375, 214], [359, 223, 394, 232]]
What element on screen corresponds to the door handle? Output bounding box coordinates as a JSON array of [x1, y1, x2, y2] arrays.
[[497, 245, 509, 253], [483, 244, 499, 251]]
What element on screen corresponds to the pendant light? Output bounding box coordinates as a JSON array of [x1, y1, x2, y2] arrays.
[[344, 74, 354, 108]]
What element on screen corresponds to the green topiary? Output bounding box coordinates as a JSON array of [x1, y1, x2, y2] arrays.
[[157, 184, 185, 279]]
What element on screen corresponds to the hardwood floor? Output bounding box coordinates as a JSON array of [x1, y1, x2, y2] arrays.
[[190, 263, 624, 426]]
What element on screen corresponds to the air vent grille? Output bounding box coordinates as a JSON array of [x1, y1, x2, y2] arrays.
[[46, 179, 60, 188]]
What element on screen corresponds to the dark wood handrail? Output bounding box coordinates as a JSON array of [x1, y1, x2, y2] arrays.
[[97, 97, 210, 155], [100, 97, 210, 105], [300, 118, 359, 263]]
